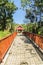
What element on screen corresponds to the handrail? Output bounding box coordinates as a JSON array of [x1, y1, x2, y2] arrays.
[[23, 32, 43, 53], [0, 32, 17, 63], [25, 32, 43, 38]]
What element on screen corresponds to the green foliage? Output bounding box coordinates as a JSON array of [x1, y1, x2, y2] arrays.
[[0, 0, 17, 31], [9, 22, 15, 33], [22, 24, 27, 31], [21, 0, 43, 27], [21, 0, 43, 36], [21, 0, 31, 8], [35, 0, 43, 7], [22, 23, 43, 35], [28, 24, 33, 32], [25, 9, 35, 23], [34, 0, 43, 26], [38, 27, 43, 35]]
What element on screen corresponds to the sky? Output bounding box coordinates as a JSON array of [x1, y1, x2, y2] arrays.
[[12, 0, 26, 24]]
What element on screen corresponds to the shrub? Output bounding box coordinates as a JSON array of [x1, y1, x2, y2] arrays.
[[38, 27, 43, 35]]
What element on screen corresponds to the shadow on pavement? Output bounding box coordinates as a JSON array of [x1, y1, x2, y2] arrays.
[[26, 36, 43, 61]]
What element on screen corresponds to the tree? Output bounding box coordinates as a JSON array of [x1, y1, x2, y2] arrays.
[[21, 0, 36, 22], [21, 0, 31, 8], [34, 0, 43, 26], [21, 0, 43, 22], [25, 9, 35, 22], [0, 0, 17, 31]]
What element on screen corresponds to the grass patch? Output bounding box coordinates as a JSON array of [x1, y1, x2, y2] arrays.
[[0, 30, 11, 39]]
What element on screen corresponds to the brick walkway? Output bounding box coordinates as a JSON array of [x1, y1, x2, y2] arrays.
[[0, 33, 43, 65]]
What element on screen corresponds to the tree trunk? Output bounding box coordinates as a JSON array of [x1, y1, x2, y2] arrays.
[[40, 9, 41, 27]]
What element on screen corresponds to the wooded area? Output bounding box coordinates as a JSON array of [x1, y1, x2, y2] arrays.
[[21, 0, 43, 36], [0, 0, 43, 39]]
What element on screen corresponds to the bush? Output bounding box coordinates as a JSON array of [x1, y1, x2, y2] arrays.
[[38, 27, 43, 35]]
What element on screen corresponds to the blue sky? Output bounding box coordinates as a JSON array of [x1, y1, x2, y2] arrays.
[[12, 0, 26, 24]]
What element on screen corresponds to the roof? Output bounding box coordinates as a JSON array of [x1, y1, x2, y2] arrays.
[[16, 25, 24, 30]]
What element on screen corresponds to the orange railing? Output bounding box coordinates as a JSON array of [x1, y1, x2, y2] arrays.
[[0, 32, 17, 62], [23, 32, 43, 52]]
